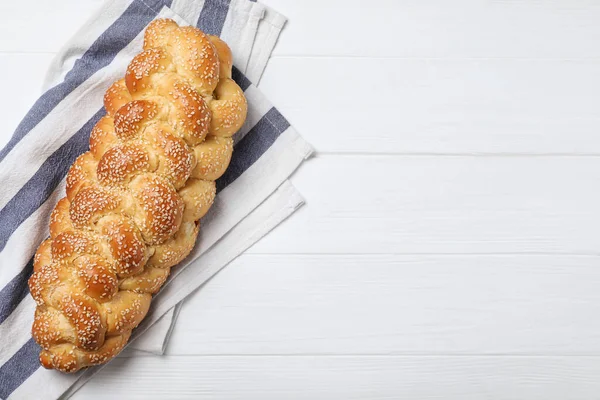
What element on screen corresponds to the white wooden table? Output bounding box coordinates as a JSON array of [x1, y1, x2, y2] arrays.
[[3, 1, 600, 398]]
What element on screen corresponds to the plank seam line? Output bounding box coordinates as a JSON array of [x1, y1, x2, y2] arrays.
[[141, 354, 600, 358]]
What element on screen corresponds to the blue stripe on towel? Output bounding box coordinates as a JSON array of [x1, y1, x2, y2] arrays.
[[0, 339, 41, 400], [0, 258, 33, 324], [217, 107, 290, 192], [196, 0, 231, 36], [0, 110, 104, 253], [232, 66, 252, 91]]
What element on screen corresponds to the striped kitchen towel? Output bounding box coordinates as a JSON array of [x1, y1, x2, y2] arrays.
[[0, 0, 313, 399]]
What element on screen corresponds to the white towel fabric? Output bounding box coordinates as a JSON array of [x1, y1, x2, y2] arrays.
[[0, 0, 313, 398]]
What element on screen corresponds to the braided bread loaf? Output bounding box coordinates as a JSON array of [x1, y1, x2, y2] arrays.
[[27, 19, 247, 373]]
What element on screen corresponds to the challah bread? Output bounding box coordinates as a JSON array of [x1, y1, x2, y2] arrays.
[[27, 19, 247, 373]]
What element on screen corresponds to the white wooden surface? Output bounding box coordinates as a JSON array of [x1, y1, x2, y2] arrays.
[[2, 1, 600, 398]]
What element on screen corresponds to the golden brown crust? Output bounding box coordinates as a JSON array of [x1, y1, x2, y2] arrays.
[[29, 19, 246, 373], [119, 265, 170, 294], [49, 198, 74, 238], [104, 79, 132, 117], [73, 256, 118, 301], [209, 78, 247, 137], [130, 174, 184, 244], [114, 100, 159, 141], [208, 35, 233, 80], [148, 127, 195, 189], [191, 136, 233, 180], [59, 293, 106, 351], [50, 231, 101, 263], [143, 18, 178, 49], [143, 19, 219, 96], [179, 179, 216, 222], [161, 77, 211, 146], [125, 48, 175, 96], [33, 239, 53, 272], [29, 263, 58, 304], [168, 26, 220, 96], [103, 291, 151, 334], [89, 116, 119, 160], [99, 215, 149, 278], [147, 221, 199, 269], [39, 333, 131, 373], [66, 152, 98, 201], [69, 186, 121, 229], [32, 306, 75, 350], [97, 143, 152, 187]]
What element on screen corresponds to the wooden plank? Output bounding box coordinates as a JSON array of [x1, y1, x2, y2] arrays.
[[0, 0, 104, 53], [0, 54, 54, 149], [3, 0, 600, 59], [259, 57, 600, 154], [166, 254, 600, 355], [247, 155, 600, 254], [263, 0, 600, 58], [75, 355, 600, 399]]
